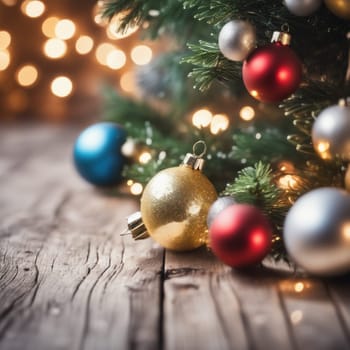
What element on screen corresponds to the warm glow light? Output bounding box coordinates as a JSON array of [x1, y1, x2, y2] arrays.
[[316, 141, 331, 159], [294, 282, 304, 293], [120, 71, 136, 93], [75, 35, 94, 55], [51, 76, 73, 97], [2, 0, 17, 6], [55, 19, 76, 40], [95, 43, 116, 65], [92, 3, 108, 26], [106, 14, 139, 40], [21, 0, 45, 18], [278, 174, 299, 190], [290, 310, 303, 324], [130, 182, 143, 195], [342, 223, 350, 241], [239, 106, 255, 121], [43, 38, 67, 59], [106, 49, 126, 70], [192, 109, 213, 128], [127, 179, 134, 186], [139, 152, 152, 164], [250, 90, 259, 97], [0, 49, 10, 71], [0, 31, 11, 49], [131, 45, 152, 65], [42, 17, 59, 38], [278, 161, 295, 173], [210, 114, 230, 134], [16, 64, 38, 87]]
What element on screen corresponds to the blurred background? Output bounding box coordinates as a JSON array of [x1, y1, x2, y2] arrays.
[[0, 0, 160, 123]]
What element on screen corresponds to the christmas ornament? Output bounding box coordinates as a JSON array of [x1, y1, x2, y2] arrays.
[[284, 0, 322, 16], [242, 31, 302, 102], [73, 122, 126, 186], [312, 99, 350, 161], [207, 196, 236, 228], [284, 187, 350, 276], [325, 0, 350, 20], [218, 20, 256, 61], [209, 204, 272, 268], [125, 141, 218, 251]]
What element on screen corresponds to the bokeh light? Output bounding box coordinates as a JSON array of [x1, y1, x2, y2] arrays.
[[192, 108, 213, 128], [106, 49, 126, 70], [131, 45, 152, 65], [120, 71, 136, 93], [0, 50, 10, 71], [139, 151, 152, 164], [55, 19, 76, 40], [239, 106, 255, 121], [43, 38, 67, 59], [16, 64, 38, 87], [106, 14, 139, 40], [21, 0, 45, 18], [130, 182, 143, 195], [50, 76, 73, 97], [210, 114, 229, 134], [0, 31, 11, 49], [95, 42, 116, 66], [42, 17, 59, 38], [75, 35, 94, 55], [2, 0, 17, 6]]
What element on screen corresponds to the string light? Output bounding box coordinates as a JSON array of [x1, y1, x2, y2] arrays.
[[120, 71, 136, 93], [55, 19, 76, 40], [16, 64, 38, 87], [0, 49, 10, 71], [50, 76, 73, 97], [239, 106, 255, 121], [294, 282, 304, 293], [192, 108, 213, 128], [139, 151, 152, 164], [278, 174, 300, 190], [131, 45, 152, 65], [210, 114, 229, 134], [43, 38, 67, 59], [106, 49, 126, 70], [42, 17, 59, 38], [21, 0, 45, 18], [75, 35, 94, 55], [130, 182, 143, 195], [0, 31, 11, 49]]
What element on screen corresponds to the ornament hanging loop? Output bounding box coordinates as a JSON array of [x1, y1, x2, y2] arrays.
[[182, 140, 207, 171], [281, 23, 290, 33]]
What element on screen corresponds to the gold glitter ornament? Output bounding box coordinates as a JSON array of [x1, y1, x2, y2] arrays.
[[125, 141, 217, 251]]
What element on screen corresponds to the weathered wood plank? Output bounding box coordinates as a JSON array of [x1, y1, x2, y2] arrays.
[[0, 126, 164, 350]]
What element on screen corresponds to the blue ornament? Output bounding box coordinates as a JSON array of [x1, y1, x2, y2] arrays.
[[73, 122, 126, 186]]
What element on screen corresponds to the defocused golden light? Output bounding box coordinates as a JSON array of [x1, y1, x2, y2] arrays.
[[21, 0, 45, 18], [127, 179, 134, 186], [106, 14, 139, 40], [139, 151, 152, 164], [239, 106, 255, 121], [294, 282, 304, 293], [192, 108, 213, 128], [16, 64, 38, 87], [290, 310, 303, 324], [278, 174, 300, 190], [106, 49, 126, 70], [43, 38, 67, 59], [316, 141, 331, 159], [130, 182, 143, 196], [210, 114, 230, 134], [278, 161, 295, 173], [55, 19, 76, 40], [50, 76, 73, 97], [250, 90, 259, 98], [0, 49, 10, 71], [75, 35, 94, 55], [92, 3, 108, 26], [131, 45, 152, 65], [120, 71, 136, 93], [0, 31, 11, 49], [341, 223, 350, 241], [95, 43, 116, 65], [42, 17, 59, 38], [2, 0, 17, 6]]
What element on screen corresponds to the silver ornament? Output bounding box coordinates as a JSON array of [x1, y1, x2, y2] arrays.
[[284, 187, 350, 276], [312, 101, 350, 161], [207, 196, 236, 228], [284, 0, 322, 16], [218, 20, 256, 61]]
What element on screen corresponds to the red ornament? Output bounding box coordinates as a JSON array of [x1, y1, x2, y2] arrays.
[[242, 31, 302, 103], [209, 204, 272, 268]]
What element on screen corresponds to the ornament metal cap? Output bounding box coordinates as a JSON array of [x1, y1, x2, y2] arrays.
[[181, 140, 207, 171], [271, 31, 291, 45], [122, 211, 149, 240]]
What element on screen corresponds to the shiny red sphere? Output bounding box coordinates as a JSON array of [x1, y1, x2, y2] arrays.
[[242, 43, 302, 102], [209, 204, 272, 268]]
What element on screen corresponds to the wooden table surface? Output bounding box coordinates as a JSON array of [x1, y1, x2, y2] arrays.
[[1, 124, 350, 350]]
